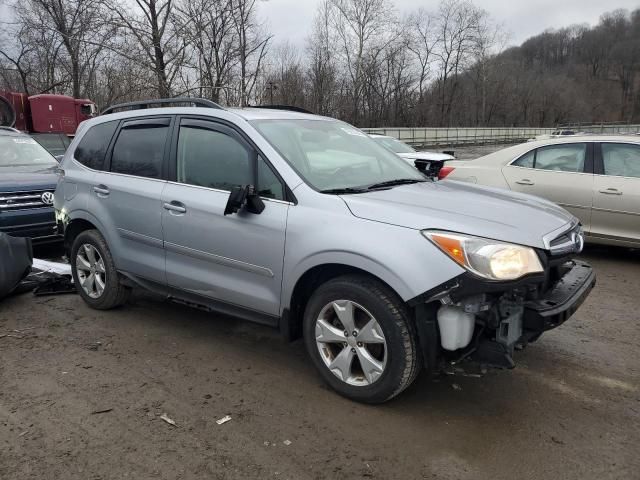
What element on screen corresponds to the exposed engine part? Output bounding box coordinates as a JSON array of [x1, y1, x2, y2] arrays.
[[437, 305, 475, 351], [496, 297, 524, 350]]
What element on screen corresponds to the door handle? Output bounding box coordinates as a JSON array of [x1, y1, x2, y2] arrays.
[[93, 185, 110, 196], [163, 201, 187, 214], [515, 179, 534, 186], [599, 188, 622, 195]]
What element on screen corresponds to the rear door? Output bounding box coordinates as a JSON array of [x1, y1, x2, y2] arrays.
[[591, 142, 640, 245], [93, 116, 172, 282], [501, 142, 594, 231], [161, 117, 289, 319]]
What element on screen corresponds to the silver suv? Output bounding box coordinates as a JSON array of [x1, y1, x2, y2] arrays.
[[54, 99, 596, 403]]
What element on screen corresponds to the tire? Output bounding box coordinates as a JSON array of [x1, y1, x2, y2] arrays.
[[70, 229, 130, 310], [303, 274, 422, 404]]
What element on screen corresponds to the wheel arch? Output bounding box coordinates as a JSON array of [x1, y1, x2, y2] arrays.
[[280, 258, 411, 341], [63, 210, 107, 256]]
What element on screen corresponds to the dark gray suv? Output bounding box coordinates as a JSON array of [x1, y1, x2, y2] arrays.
[[54, 99, 595, 403], [0, 127, 60, 244]]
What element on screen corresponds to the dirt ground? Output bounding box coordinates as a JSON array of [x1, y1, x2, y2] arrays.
[[1, 244, 639, 480]]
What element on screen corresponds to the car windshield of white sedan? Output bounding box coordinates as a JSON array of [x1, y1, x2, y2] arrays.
[[0, 136, 58, 169], [252, 119, 425, 192], [374, 136, 416, 154]]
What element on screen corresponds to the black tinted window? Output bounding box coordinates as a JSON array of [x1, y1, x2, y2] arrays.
[[75, 121, 118, 170], [177, 126, 251, 190], [602, 143, 640, 178], [111, 124, 168, 178], [258, 156, 285, 200]]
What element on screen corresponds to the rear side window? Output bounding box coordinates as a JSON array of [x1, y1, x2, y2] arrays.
[[535, 144, 586, 172], [111, 121, 169, 179], [513, 143, 587, 173], [74, 121, 118, 170], [176, 125, 251, 191], [601, 143, 640, 178], [513, 150, 534, 168]]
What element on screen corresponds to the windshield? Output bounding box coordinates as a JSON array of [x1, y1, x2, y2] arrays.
[[251, 119, 424, 191], [373, 136, 416, 154], [0, 136, 58, 169]]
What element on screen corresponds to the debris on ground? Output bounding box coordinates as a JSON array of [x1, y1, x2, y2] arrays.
[[160, 413, 177, 427], [32, 274, 75, 296], [32, 258, 72, 276], [283, 440, 292, 446], [0, 327, 37, 339], [91, 408, 113, 415], [216, 415, 232, 425], [452, 383, 462, 391]]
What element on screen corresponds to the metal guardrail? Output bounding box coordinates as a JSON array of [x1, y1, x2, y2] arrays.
[[362, 124, 640, 147]]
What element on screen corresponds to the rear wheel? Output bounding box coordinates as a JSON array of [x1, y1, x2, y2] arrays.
[[303, 275, 422, 403], [70, 229, 130, 309]]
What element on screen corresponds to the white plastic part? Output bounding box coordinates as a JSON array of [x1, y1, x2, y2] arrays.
[[437, 305, 475, 351]]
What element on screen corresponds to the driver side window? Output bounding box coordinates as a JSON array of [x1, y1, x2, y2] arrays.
[[177, 124, 252, 191]]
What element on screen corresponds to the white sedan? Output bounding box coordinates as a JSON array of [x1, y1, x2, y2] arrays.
[[370, 134, 454, 177], [442, 135, 640, 247]]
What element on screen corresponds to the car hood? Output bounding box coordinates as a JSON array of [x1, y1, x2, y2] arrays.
[[340, 180, 575, 249], [398, 152, 455, 162], [0, 166, 58, 192]]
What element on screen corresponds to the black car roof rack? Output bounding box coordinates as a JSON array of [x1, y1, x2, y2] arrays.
[[249, 105, 314, 114], [101, 97, 224, 115]]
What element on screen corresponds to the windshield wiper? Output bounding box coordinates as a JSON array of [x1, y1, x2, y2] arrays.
[[320, 187, 367, 195], [366, 179, 426, 190]]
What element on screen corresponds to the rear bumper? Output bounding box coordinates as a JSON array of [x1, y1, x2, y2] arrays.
[[523, 260, 596, 335]]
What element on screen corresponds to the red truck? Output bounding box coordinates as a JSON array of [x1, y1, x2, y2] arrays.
[[0, 90, 96, 155]]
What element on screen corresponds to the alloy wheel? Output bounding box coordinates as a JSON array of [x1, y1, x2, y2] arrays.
[[315, 300, 388, 386], [75, 244, 106, 299]]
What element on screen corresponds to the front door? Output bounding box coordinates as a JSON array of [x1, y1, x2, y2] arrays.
[[161, 117, 289, 319], [501, 142, 594, 231], [591, 142, 640, 246]]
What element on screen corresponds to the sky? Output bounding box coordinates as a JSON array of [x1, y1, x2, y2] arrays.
[[260, 0, 640, 49]]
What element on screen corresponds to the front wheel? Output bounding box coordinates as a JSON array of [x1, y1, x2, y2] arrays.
[[303, 275, 422, 403], [70, 229, 130, 310]]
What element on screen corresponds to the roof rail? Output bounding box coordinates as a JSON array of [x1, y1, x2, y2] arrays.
[[249, 104, 314, 114], [101, 97, 224, 115], [0, 126, 20, 133]]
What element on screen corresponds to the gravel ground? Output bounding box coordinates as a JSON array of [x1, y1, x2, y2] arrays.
[[0, 245, 639, 480]]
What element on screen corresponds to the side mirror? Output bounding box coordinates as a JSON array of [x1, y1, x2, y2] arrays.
[[224, 185, 265, 216]]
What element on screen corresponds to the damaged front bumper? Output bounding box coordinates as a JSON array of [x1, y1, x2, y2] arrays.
[[414, 259, 596, 371], [523, 260, 595, 335]]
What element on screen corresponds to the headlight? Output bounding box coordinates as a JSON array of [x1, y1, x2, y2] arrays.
[[422, 230, 544, 281]]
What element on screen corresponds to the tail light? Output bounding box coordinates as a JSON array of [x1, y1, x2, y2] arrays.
[[438, 166, 455, 180]]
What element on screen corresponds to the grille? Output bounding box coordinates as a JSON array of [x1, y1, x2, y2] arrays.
[[548, 224, 584, 256], [0, 191, 54, 211]]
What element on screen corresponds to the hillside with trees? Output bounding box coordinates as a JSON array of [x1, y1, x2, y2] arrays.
[[0, 0, 638, 127]]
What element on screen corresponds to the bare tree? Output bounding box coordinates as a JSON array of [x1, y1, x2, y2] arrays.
[[230, 0, 271, 106], [109, 0, 185, 97], [433, 0, 481, 125], [176, 0, 237, 102], [307, 0, 338, 115]]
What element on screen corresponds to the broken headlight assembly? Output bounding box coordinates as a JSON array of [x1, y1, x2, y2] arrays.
[[422, 230, 544, 281]]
